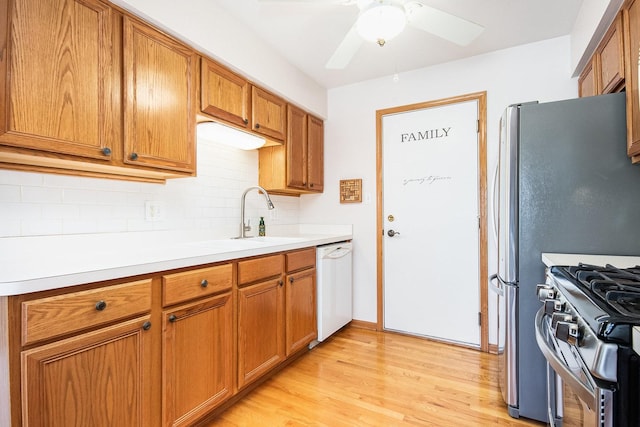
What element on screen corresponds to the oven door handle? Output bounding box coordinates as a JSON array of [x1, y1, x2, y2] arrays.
[[534, 307, 598, 409]]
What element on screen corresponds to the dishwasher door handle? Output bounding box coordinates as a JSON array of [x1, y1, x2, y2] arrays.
[[325, 247, 352, 259]]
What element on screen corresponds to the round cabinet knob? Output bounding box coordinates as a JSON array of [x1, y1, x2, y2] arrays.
[[142, 321, 152, 331], [243, 118, 249, 125], [255, 123, 261, 129], [201, 279, 208, 288], [387, 229, 400, 237], [168, 314, 177, 323], [289, 277, 294, 283], [101, 147, 112, 156], [95, 300, 107, 311], [278, 280, 284, 287], [309, 183, 314, 188], [130, 152, 138, 161]]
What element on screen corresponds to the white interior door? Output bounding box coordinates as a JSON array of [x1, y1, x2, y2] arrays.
[[382, 99, 480, 346]]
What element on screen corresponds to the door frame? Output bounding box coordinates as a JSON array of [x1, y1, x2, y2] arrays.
[[375, 91, 489, 352]]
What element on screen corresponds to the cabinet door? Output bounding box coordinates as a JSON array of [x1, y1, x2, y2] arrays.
[[285, 269, 317, 356], [162, 292, 233, 427], [624, 0, 640, 157], [200, 58, 250, 130], [0, 0, 116, 160], [306, 115, 324, 192], [286, 104, 307, 190], [251, 87, 286, 141], [578, 59, 598, 97], [123, 17, 196, 173], [237, 278, 284, 389], [21, 316, 152, 427], [598, 14, 624, 94]]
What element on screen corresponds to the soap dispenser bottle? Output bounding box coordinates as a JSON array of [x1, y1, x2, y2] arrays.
[[259, 217, 266, 236]]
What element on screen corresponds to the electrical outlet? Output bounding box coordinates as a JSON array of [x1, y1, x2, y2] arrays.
[[145, 201, 164, 221]]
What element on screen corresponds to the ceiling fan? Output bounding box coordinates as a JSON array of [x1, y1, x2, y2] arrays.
[[259, 0, 484, 69]]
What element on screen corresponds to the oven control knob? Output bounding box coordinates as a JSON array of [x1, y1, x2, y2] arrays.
[[555, 320, 580, 345], [544, 299, 563, 315], [544, 300, 555, 315], [536, 284, 556, 302], [551, 312, 572, 328]]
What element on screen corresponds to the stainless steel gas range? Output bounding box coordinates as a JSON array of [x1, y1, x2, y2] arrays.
[[536, 263, 640, 426]]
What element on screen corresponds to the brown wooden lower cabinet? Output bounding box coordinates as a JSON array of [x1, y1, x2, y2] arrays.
[[285, 268, 317, 356], [8, 248, 318, 427], [21, 316, 153, 427], [237, 278, 285, 389], [162, 291, 233, 427]]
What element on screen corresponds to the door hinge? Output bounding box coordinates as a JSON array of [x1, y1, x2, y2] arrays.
[[478, 216, 481, 229], [477, 119, 480, 133], [478, 312, 482, 326]]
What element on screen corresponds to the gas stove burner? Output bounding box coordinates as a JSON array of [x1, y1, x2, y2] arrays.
[[557, 263, 640, 319], [605, 290, 640, 317]]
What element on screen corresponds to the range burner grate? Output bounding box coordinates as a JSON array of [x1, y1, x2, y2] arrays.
[[562, 264, 640, 318]]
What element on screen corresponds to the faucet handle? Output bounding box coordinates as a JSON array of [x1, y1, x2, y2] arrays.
[[244, 219, 251, 232]]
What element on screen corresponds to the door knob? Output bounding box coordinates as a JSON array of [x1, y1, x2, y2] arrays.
[[387, 229, 400, 237]]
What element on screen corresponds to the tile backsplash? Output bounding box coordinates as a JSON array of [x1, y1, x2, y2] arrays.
[[0, 139, 300, 238]]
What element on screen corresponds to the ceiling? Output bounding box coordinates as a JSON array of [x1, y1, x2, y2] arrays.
[[214, 0, 584, 89]]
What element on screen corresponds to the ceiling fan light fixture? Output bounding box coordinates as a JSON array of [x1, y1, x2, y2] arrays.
[[356, 2, 406, 46]]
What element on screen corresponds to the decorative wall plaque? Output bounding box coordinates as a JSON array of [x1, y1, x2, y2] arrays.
[[340, 179, 362, 203]]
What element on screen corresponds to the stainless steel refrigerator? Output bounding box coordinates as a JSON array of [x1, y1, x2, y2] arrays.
[[491, 92, 640, 422]]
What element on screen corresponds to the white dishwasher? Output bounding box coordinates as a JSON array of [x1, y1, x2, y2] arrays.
[[314, 241, 353, 344]]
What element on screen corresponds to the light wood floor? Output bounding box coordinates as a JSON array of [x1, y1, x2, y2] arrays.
[[209, 327, 546, 426]]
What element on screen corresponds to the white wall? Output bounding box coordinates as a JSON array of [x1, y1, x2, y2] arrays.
[[0, 140, 300, 238], [299, 36, 578, 342]]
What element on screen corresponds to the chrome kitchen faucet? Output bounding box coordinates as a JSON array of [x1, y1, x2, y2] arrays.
[[238, 186, 275, 238]]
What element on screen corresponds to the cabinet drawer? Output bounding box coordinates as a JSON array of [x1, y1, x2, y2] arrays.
[[237, 254, 283, 286], [286, 248, 316, 273], [162, 263, 233, 306], [22, 279, 152, 346]]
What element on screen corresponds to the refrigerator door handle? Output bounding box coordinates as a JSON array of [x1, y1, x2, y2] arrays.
[[489, 273, 503, 296], [491, 163, 499, 249]]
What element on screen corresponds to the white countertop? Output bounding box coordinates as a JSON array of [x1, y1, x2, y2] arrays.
[[542, 253, 640, 268], [0, 225, 352, 296]]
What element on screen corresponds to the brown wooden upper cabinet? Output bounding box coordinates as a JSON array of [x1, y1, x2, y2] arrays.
[[200, 57, 251, 131], [199, 57, 287, 145], [306, 114, 325, 192], [252, 86, 287, 142], [258, 105, 324, 195], [578, 60, 599, 97], [598, 14, 625, 94], [123, 16, 197, 173], [0, 0, 197, 181], [578, 14, 625, 98], [624, 0, 640, 161], [0, 0, 116, 160]]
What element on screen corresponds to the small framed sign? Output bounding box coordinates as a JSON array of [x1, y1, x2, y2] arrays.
[[340, 179, 362, 203]]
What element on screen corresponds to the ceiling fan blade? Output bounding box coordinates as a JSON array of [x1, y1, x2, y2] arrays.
[[325, 23, 363, 69], [405, 2, 484, 46]]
